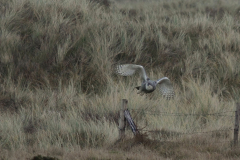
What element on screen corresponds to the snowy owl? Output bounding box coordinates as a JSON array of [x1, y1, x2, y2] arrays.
[[115, 64, 175, 99]]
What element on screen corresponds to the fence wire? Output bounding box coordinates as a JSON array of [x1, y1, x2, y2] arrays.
[[141, 127, 233, 135], [119, 100, 240, 149], [159, 140, 234, 145], [126, 109, 236, 143], [129, 109, 235, 117]]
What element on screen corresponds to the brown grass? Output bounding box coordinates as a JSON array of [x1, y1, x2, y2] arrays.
[[0, 0, 240, 159]]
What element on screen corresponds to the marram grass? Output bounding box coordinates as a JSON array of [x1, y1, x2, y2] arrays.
[[0, 0, 240, 159]]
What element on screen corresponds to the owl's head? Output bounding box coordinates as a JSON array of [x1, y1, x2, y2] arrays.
[[146, 82, 155, 90]]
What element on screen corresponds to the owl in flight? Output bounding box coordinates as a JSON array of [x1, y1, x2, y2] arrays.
[[115, 64, 175, 99]]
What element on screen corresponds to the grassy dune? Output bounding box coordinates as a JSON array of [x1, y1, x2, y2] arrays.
[[0, 0, 240, 159]]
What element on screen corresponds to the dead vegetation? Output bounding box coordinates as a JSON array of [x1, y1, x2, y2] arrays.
[[0, 0, 240, 159]]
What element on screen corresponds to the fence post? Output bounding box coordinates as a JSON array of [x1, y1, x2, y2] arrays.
[[234, 103, 240, 147], [124, 109, 139, 135], [119, 99, 128, 140]]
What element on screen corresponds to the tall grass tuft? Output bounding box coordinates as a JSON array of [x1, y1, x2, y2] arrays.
[[0, 0, 240, 159]]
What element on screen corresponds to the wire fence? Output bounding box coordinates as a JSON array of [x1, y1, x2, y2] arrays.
[[125, 108, 237, 144], [141, 127, 233, 135], [119, 100, 240, 147], [157, 140, 235, 145], [129, 109, 235, 117]]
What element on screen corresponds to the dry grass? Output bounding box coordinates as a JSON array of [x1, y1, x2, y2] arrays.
[[0, 0, 240, 159]]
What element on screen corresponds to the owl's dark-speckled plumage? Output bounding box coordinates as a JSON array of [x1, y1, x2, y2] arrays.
[[115, 64, 175, 99]]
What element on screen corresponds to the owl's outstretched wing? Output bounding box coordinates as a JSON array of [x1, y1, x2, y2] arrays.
[[115, 64, 148, 81], [156, 77, 175, 99]]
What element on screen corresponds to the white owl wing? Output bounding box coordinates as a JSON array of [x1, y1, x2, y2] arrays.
[[115, 64, 148, 81], [156, 77, 175, 99]]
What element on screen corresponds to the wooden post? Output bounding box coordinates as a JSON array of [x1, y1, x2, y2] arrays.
[[234, 103, 240, 147], [124, 109, 139, 135], [119, 99, 128, 140]]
